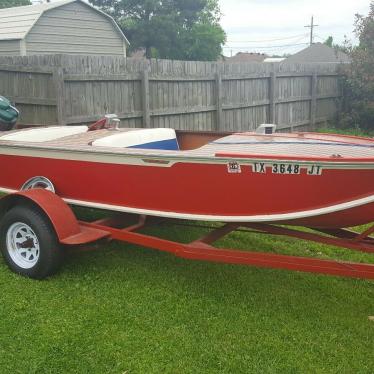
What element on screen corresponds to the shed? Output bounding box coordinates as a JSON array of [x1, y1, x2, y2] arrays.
[[284, 43, 351, 64], [0, 0, 129, 56], [264, 57, 286, 63]]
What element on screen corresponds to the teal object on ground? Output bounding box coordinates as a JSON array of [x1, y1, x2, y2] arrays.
[[0, 96, 19, 130]]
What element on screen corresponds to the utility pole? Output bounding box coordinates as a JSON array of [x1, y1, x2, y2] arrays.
[[304, 16, 319, 46]]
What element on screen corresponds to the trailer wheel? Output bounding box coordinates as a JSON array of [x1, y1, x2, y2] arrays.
[[0, 205, 63, 279]]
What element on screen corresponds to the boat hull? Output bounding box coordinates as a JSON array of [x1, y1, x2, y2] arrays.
[[0, 151, 373, 228]]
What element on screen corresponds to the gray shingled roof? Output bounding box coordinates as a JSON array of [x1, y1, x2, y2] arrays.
[[228, 52, 268, 63], [0, 0, 129, 44], [285, 43, 351, 64]]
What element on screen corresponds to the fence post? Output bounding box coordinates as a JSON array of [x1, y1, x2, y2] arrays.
[[141, 69, 151, 128], [269, 70, 277, 124], [310, 73, 318, 128], [53, 67, 66, 126], [215, 72, 223, 131], [336, 75, 344, 124]]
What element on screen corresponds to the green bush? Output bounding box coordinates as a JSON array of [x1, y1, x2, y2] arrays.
[[339, 2, 374, 132]]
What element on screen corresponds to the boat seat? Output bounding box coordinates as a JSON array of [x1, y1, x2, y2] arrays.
[[92, 128, 180, 151], [0, 126, 88, 143]]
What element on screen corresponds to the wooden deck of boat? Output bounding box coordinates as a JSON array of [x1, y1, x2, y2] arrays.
[[0, 128, 374, 161]]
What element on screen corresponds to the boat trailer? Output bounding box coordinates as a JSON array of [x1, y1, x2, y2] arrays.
[[80, 218, 374, 280], [0, 189, 373, 280]]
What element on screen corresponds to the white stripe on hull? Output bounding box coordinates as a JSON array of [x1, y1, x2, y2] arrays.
[[1, 186, 373, 223]]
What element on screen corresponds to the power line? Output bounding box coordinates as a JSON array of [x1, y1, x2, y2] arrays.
[[226, 33, 308, 43], [224, 34, 309, 49], [315, 34, 329, 42], [226, 35, 308, 49], [223, 42, 309, 50]]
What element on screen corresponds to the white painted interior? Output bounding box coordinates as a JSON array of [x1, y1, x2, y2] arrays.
[[0, 126, 88, 142], [92, 128, 178, 148]]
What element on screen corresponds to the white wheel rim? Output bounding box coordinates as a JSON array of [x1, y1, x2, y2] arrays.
[[6, 222, 40, 269], [21, 176, 55, 193]]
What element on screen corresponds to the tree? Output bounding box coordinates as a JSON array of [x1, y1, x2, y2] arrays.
[[0, 0, 31, 9], [180, 23, 225, 61], [339, 2, 374, 131], [88, 0, 226, 61], [323, 35, 352, 55], [324, 36, 333, 47]]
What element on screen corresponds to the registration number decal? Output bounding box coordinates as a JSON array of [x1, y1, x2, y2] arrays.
[[227, 161, 242, 173], [272, 163, 300, 175], [252, 162, 323, 176], [306, 165, 323, 176]]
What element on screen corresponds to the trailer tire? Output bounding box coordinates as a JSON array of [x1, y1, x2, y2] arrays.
[[0, 205, 63, 279]]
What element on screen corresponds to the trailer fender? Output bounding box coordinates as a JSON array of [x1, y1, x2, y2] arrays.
[[0, 189, 81, 243]]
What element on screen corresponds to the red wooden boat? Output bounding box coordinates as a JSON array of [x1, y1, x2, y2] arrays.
[[0, 119, 373, 280], [0, 121, 373, 229]]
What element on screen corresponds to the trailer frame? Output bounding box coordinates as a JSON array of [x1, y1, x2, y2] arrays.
[[77, 214, 374, 280], [0, 189, 373, 280]]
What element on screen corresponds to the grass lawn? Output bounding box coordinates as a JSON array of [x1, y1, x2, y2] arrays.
[[0, 128, 373, 373], [0, 205, 373, 374], [317, 125, 374, 138]]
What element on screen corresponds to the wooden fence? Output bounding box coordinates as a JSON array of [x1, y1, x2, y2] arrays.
[[0, 54, 342, 131]]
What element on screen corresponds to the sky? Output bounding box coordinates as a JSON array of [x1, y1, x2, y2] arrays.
[[30, 0, 371, 57], [219, 0, 371, 56]]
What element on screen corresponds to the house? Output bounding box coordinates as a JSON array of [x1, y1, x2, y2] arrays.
[[129, 48, 146, 59], [284, 43, 351, 64], [228, 52, 268, 63], [0, 0, 129, 56]]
